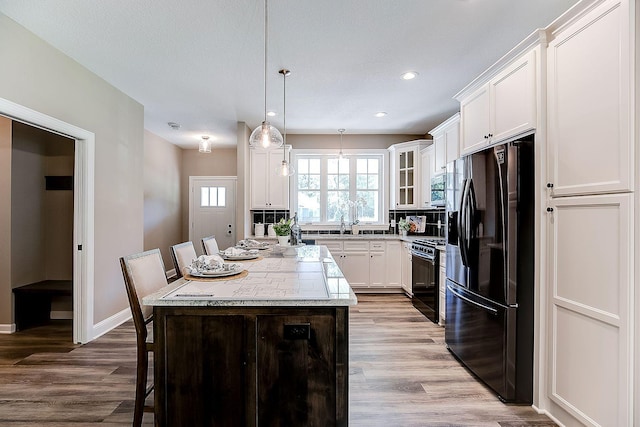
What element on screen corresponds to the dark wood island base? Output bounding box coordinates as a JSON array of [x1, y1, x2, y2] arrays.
[[154, 305, 349, 427]]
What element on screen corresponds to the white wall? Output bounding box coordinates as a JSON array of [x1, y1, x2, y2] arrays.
[[143, 130, 183, 271], [0, 13, 144, 326]]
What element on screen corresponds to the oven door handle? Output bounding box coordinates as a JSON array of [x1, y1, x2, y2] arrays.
[[447, 284, 498, 316], [411, 252, 436, 262]]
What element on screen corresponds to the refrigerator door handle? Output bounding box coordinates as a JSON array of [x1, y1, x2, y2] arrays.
[[458, 179, 470, 267], [447, 284, 498, 316]]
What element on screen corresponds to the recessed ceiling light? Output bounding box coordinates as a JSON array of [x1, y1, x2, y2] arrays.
[[401, 71, 418, 80], [375, 112, 387, 118], [267, 111, 277, 117]]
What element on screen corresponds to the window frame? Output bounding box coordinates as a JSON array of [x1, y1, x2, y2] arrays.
[[291, 149, 389, 229]]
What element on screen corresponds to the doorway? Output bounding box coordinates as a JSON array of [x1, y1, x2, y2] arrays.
[[1, 97, 94, 344], [189, 176, 237, 254], [11, 122, 75, 333]]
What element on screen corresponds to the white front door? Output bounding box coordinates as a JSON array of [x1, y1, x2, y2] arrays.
[[189, 176, 237, 255]]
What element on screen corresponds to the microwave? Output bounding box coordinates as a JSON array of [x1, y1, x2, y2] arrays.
[[430, 173, 445, 206]]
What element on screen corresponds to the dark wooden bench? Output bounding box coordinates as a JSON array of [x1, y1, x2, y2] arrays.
[[12, 280, 72, 331]]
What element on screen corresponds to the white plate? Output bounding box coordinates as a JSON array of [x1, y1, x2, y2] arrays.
[[236, 243, 270, 250], [221, 253, 259, 260], [189, 264, 244, 278]]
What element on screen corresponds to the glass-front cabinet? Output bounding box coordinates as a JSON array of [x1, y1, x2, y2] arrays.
[[389, 140, 430, 209]]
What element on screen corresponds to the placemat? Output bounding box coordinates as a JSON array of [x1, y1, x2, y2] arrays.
[[184, 269, 248, 282]]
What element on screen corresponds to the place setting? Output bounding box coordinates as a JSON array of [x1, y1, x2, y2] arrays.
[[235, 239, 271, 251], [183, 255, 247, 281], [219, 246, 261, 261]]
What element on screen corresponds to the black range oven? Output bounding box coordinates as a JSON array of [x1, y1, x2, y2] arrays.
[[411, 239, 444, 323]]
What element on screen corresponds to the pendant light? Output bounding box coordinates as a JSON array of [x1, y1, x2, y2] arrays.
[[249, 0, 283, 150], [338, 129, 345, 159], [199, 135, 211, 153], [275, 68, 295, 177]]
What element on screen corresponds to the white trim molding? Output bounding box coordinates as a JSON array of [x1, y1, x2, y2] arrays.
[[0, 97, 95, 344], [0, 324, 16, 334]]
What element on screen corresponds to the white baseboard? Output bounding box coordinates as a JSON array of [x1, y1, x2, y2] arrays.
[[0, 323, 16, 334], [50, 310, 73, 320], [532, 405, 565, 427], [90, 307, 131, 341]]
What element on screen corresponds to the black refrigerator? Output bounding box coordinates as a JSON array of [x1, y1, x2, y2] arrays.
[[445, 136, 534, 403]]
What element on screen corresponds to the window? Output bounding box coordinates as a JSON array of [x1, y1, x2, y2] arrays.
[[293, 151, 385, 225], [200, 186, 226, 207]]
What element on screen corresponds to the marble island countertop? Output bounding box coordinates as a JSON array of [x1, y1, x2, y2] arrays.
[[143, 245, 357, 307]]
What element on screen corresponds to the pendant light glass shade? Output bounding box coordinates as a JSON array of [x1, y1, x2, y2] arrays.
[[250, 0, 283, 150], [199, 135, 211, 153], [275, 68, 295, 177], [338, 129, 345, 159], [250, 121, 283, 149]]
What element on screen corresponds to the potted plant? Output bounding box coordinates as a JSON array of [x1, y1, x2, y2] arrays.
[[398, 218, 411, 237], [273, 218, 292, 245]]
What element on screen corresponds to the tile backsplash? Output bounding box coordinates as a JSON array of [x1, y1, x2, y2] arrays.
[[250, 208, 445, 237]]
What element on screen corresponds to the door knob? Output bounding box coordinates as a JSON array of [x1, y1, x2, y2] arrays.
[[546, 207, 554, 212]]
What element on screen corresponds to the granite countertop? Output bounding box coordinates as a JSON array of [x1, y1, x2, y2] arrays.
[[251, 234, 443, 243], [143, 245, 357, 307]]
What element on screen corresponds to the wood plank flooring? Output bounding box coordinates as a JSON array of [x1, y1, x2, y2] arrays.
[[0, 294, 555, 426]]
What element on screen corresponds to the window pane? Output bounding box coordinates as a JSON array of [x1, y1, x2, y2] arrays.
[[338, 175, 349, 190], [368, 175, 378, 189], [309, 159, 321, 174], [210, 188, 217, 206], [201, 187, 209, 207], [327, 174, 338, 190], [368, 158, 379, 171], [338, 158, 349, 173], [298, 174, 309, 189], [298, 158, 308, 174], [298, 191, 320, 222], [357, 191, 378, 222], [309, 175, 320, 189], [356, 174, 367, 189], [357, 158, 367, 174], [217, 187, 226, 207], [328, 159, 338, 174], [327, 191, 349, 222]]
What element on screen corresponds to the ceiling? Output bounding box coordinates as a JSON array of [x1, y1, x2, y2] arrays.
[[0, 0, 579, 149]]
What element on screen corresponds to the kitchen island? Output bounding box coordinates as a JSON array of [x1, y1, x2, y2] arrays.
[[143, 245, 356, 427]]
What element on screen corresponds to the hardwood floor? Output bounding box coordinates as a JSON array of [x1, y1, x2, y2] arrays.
[[0, 294, 555, 426]]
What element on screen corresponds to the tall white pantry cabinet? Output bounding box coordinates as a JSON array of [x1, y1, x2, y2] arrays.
[[453, 0, 638, 425], [544, 1, 635, 426]]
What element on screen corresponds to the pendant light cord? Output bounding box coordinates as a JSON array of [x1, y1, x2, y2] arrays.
[[263, 0, 268, 123], [283, 70, 286, 160]]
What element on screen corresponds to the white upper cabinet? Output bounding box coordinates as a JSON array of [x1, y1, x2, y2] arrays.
[[429, 113, 460, 169], [456, 47, 537, 156], [250, 146, 290, 209], [546, 0, 632, 197], [420, 146, 434, 208], [459, 85, 491, 155], [389, 140, 430, 209]]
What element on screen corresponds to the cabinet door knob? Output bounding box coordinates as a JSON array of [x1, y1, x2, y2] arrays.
[[546, 207, 554, 212], [484, 135, 489, 139], [547, 183, 554, 188], [488, 133, 493, 137]]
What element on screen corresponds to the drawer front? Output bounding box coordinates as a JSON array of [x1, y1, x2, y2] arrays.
[[320, 241, 343, 252], [343, 240, 370, 252], [369, 242, 385, 252]]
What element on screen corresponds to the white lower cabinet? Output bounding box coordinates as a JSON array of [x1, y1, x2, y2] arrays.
[[384, 241, 402, 288], [318, 239, 404, 290], [438, 249, 446, 326], [547, 193, 632, 427], [400, 242, 412, 295], [341, 240, 370, 288]]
